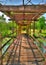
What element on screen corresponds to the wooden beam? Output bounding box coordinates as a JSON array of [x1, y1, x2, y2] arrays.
[[0, 5, 46, 13], [4, 12, 42, 21], [0, 34, 3, 65], [33, 21, 35, 35]]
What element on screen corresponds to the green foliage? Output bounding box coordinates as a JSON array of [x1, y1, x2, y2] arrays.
[[40, 33, 46, 37], [39, 17, 45, 29], [33, 33, 39, 38], [0, 15, 7, 35], [0, 15, 17, 37], [7, 21, 17, 30], [36, 17, 45, 29], [35, 17, 46, 33]]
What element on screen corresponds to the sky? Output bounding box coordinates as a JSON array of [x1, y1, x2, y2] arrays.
[[0, 0, 46, 22], [0, 0, 46, 5]]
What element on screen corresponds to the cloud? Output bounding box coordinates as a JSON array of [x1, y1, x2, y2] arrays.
[[0, 11, 10, 22]]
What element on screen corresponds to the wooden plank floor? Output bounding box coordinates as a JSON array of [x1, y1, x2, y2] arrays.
[[2, 35, 45, 65]]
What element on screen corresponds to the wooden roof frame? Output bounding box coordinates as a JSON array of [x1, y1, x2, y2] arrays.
[[0, 5, 46, 25], [0, 5, 46, 13]]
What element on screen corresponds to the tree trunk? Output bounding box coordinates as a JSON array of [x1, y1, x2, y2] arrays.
[[39, 29, 42, 33]]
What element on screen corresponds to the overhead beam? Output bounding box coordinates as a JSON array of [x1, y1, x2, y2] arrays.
[[4, 11, 42, 21], [0, 5, 46, 13]]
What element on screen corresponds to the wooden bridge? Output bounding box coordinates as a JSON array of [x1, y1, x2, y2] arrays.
[[0, 34, 45, 65], [0, 4, 46, 65]]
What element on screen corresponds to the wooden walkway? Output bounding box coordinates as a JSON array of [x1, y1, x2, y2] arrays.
[[2, 35, 45, 65]]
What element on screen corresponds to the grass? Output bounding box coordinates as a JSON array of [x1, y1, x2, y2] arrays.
[[2, 38, 11, 45]]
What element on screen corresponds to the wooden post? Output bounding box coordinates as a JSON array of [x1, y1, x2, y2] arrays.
[[28, 25, 30, 36], [26, 25, 28, 35], [16, 26, 18, 36], [33, 21, 35, 35], [26, 25, 29, 35], [30, 23, 31, 36], [12, 21, 15, 42], [0, 34, 3, 65], [18, 25, 21, 36]]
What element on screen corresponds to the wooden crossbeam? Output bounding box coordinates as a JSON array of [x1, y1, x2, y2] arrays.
[[4, 12, 42, 21], [0, 5, 46, 13]]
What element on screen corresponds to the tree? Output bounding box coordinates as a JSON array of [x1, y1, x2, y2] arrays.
[[7, 21, 17, 30], [36, 17, 45, 33], [0, 14, 8, 36]]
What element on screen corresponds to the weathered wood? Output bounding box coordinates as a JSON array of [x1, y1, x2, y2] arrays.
[[0, 5, 45, 25], [4, 11, 41, 25], [0, 5, 46, 13], [33, 21, 35, 35], [5, 12, 39, 21], [0, 34, 3, 65]]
